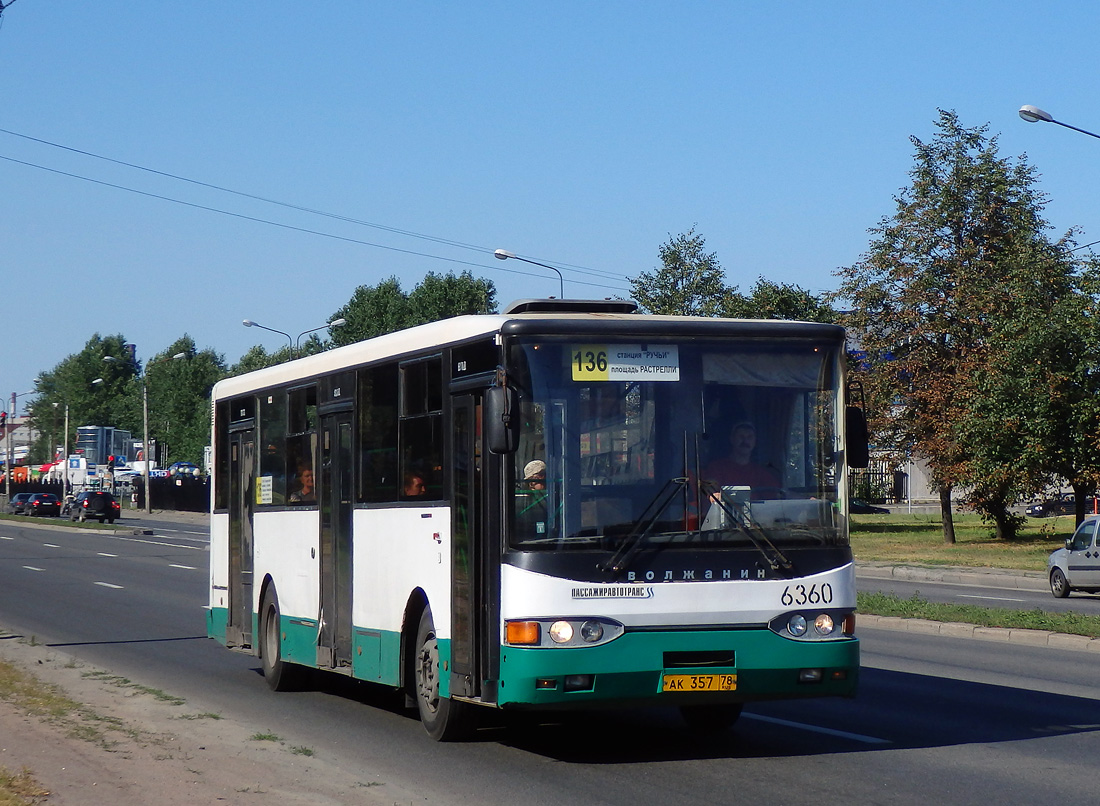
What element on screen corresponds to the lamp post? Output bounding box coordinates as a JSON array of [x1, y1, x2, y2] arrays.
[[1019, 105, 1100, 140], [242, 319, 292, 353], [243, 318, 346, 358], [103, 352, 185, 514], [296, 318, 346, 354], [494, 249, 566, 298]]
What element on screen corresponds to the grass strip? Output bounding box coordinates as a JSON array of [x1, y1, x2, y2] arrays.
[[858, 590, 1100, 638]]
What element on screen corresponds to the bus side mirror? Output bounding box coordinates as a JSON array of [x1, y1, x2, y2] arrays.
[[485, 386, 519, 454], [846, 406, 870, 469]]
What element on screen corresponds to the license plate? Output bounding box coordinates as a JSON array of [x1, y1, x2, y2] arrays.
[[661, 673, 737, 692]]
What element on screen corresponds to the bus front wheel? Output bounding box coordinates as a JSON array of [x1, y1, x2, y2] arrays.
[[260, 587, 305, 691], [414, 608, 472, 741]]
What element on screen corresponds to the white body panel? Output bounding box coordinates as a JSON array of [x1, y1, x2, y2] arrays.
[[352, 505, 453, 638], [499, 562, 856, 632], [254, 509, 320, 617]]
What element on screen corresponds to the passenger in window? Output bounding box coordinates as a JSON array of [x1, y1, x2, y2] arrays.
[[288, 463, 316, 503], [704, 421, 780, 498], [403, 471, 427, 498]]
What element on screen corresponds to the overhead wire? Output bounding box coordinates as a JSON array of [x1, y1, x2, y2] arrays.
[[0, 126, 630, 289], [1, 153, 631, 291]]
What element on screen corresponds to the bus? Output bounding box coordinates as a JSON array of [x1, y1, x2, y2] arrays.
[[207, 298, 868, 740]]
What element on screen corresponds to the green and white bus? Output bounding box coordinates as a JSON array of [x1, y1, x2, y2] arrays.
[[207, 299, 867, 740]]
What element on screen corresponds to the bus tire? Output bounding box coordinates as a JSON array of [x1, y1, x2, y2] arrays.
[[260, 587, 305, 692], [414, 608, 472, 741], [680, 703, 743, 733]]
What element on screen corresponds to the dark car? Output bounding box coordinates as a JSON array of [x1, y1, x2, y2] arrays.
[[850, 499, 890, 514], [6, 492, 33, 514], [69, 490, 121, 523], [1026, 493, 1081, 518], [25, 493, 61, 517]]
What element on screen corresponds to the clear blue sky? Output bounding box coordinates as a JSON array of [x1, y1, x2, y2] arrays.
[[2, 2, 1098, 412]]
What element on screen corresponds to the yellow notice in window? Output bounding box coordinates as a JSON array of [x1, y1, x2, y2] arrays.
[[570, 345, 679, 382]]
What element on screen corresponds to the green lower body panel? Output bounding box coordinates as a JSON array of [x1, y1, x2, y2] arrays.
[[351, 628, 405, 687], [497, 629, 858, 708], [207, 606, 228, 643]]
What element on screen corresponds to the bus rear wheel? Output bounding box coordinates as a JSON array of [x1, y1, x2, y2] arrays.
[[680, 703, 743, 733], [414, 608, 472, 741], [260, 587, 305, 691]]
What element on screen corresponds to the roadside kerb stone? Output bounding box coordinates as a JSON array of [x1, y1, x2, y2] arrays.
[[859, 614, 1100, 652]]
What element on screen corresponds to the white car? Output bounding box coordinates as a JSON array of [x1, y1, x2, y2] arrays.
[[1048, 515, 1100, 598]]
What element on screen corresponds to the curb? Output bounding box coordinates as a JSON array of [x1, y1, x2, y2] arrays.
[[858, 614, 1100, 653], [857, 562, 1048, 593]]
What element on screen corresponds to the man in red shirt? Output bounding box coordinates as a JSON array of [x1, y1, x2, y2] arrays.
[[704, 421, 780, 498]]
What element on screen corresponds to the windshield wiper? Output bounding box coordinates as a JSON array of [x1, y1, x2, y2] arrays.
[[702, 482, 794, 573], [599, 476, 689, 579]]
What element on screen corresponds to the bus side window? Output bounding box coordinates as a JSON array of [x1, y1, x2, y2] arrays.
[[359, 364, 399, 502], [399, 357, 443, 500], [286, 386, 318, 506]]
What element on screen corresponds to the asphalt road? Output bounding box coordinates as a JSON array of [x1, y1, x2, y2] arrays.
[[1, 516, 1099, 805]]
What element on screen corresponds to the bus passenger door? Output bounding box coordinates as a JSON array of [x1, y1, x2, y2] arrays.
[[227, 429, 255, 649], [450, 394, 496, 700], [318, 412, 354, 668]]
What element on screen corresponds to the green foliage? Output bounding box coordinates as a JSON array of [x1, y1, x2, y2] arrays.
[[145, 336, 226, 466], [722, 277, 839, 323], [629, 229, 835, 322], [330, 271, 496, 346], [630, 227, 727, 316]]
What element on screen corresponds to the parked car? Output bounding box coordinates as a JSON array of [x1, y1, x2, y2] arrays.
[[25, 492, 61, 517], [850, 499, 890, 514], [1027, 493, 1080, 518], [1048, 515, 1100, 597], [6, 492, 33, 514], [69, 490, 121, 523]]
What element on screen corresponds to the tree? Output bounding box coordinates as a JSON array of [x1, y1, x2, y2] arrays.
[[145, 336, 226, 466], [27, 334, 134, 463], [721, 278, 838, 323], [406, 271, 497, 325], [330, 272, 497, 347], [836, 109, 1084, 540], [630, 227, 729, 316]]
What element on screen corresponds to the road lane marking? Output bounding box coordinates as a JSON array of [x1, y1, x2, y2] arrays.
[[97, 552, 118, 557], [169, 564, 197, 570], [744, 713, 891, 744], [23, 566, 43, 572], [957, 594, 1026, 602], [43, 543, 60, 548], [94, 582, 124, 589], [0, 536, 13, 540]]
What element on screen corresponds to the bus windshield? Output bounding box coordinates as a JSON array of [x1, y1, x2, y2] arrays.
[[507, 338, 845, 551]]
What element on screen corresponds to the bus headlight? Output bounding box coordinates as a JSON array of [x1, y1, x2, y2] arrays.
[[770, 610, 853, 642], [549, 621, 574, 643], [504, 618, 623, 648], [580, 620, 604, 643]]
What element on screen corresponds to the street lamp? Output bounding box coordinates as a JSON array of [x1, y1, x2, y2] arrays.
[[242, 319, 292, 353], [494, 249, 566, 298], [1019, 105, 1100, 140], [103, 352, 186, 514], [296, 318, 346, 354], [243, 318, 346, 358]]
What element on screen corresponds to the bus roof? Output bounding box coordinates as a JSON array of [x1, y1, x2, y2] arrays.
[[213, 302, 844, 400]]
